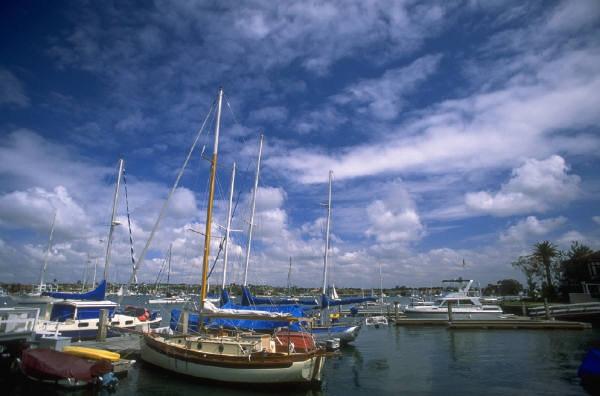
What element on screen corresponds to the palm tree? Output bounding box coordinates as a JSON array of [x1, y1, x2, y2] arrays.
[[532, 241, 559, 297], [566, 241, 593, 261]]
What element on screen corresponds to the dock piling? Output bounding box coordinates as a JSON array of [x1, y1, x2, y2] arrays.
[[521, 301, 527, 317], [97, 309, 107, 341], [394, 302, 399, 323], [544, 299, 551, 320], [447, 301, 453, 323]]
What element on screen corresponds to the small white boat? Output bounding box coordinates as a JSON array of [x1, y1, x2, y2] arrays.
[[364, 315, 388, 327], [403, 279, 504, 320], [148, 296, 189, 304], [35, 300, 162, 339]]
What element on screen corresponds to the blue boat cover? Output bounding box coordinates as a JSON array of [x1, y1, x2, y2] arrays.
[[321, 293, 377, 309], [49, 301, 116, 321], [171, 303, 307, 332], [240, 286, 318, 306], [49, 304, 76, 322], [579, 348, 600, 379], [220, 289, 230, 305], [42, 280, 107, 301]]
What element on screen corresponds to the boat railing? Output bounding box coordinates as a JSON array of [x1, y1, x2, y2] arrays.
[[528, 302, 600, 316], [0, 307, 40, 335]]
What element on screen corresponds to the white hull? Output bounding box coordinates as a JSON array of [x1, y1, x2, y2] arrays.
[[36, 313, 162, 339], [365, 316, 388, 326], [403, 308, 504, 320], [140, 337, 324, 385], [148, 298, 188, 305], [311, 325, 361, 344]]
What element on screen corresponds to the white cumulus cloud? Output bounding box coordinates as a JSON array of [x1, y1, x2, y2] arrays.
[[500, 216, 567, 244], [465, 155, 580, 216]]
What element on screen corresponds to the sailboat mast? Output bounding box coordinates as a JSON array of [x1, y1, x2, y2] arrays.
[[39, 210, 57, 289], [222, 162, 236, 290], [104, 158, 124, 281], [379, 262, 384, 306], [92, 257, 98, 287], [167, 243, 172, 295], [321, 170, 333, 294], [200, 87, 224, 307], [287, 257, 292, 296], [243, 134, 263, 287]]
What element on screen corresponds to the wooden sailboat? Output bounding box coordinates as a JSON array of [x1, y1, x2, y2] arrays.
[[140, 88, 325, 386]]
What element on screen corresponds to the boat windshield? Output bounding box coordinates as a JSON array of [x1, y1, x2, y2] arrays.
[[50, 304, 75, 322]]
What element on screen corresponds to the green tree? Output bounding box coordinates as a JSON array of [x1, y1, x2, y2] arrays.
[[497, 279, 523, 295], [512, 255, 538, 297], [532, 241, 559, 298], [566, 241, 594, 260], [559, 241, 595, 298]]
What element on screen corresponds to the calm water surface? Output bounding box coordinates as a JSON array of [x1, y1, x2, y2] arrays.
[[5, 297, 599, 395], [118, 325, 597, 396]]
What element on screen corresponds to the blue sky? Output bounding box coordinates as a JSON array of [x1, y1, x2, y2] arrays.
[[1, 1, 599, 288]]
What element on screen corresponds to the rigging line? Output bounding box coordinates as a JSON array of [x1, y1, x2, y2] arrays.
[[123, 98, 216, 298], [224, 95, 242, 127], [122, 166, 137, 285], [207, 236, 225, 280]]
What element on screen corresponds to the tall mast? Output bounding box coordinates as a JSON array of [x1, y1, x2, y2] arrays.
[[379, 262, 384, 306], [92, 257, 98, 287], [222, 162, 236, 290], [39, 210, 57, 289], [243, 134, 263, 287], [321, 170, 333, 294], [287, 257, 292, 296], [166, 243, 172, 295], [200, 87, 224, 308], [104, 158, 124, 281], [81, 256, 89, 291]]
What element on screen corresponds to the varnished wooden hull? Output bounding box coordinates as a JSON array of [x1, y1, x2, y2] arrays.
[[141, 335, 325, 385]]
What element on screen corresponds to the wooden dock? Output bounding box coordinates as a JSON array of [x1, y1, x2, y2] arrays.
[[394, 317, 592, 330], [77, 333, 142, 357]]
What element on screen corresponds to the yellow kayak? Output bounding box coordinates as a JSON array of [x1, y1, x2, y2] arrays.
[[62, 346, 120, 362]]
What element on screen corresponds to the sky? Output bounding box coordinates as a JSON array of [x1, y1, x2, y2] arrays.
[[1, 0, 599, 289]]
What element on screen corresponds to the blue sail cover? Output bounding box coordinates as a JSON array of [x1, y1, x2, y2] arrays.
[[241, 286, 318, 306], [42, 280, 107, 301], [220, 289, 230, 305], [321, 293, 377, 309], [170, 303, 307, 332], [579, 348, 600, 382]]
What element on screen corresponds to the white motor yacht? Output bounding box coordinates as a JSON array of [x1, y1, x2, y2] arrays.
[[403, 279, 504, 320]]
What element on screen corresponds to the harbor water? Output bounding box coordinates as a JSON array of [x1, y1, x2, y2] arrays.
[[4, 297, 599, 395]]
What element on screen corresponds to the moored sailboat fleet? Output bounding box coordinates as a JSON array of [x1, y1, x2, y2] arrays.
[[5, 87, 511, 390]]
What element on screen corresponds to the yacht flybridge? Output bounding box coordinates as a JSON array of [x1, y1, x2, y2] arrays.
[[403, 279, 504, 320]]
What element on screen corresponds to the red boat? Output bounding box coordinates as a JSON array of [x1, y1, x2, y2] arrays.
[[20, 348, 116, 388], [274, 330, 318, 353]]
